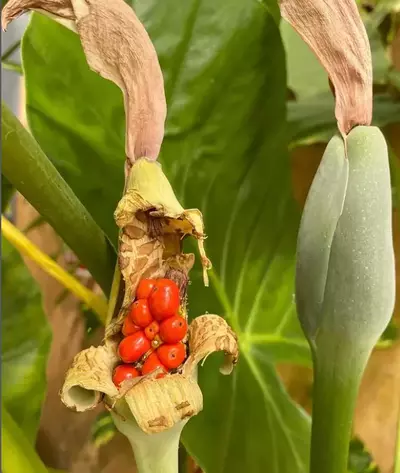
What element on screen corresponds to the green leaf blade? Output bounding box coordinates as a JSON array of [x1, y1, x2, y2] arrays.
[[1, 237, 51, 442], [2, 405, 49, 473]]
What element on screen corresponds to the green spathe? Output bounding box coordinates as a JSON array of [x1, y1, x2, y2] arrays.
[[297, 125, 395, 349], [319, 126, 395, 347], [296, 125, 395, 473]]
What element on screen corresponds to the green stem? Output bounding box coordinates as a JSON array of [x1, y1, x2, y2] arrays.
[[310, 338, 370, 473], [2, 61, 23, 74], [2, 102, 116, 294], [112, 401, 183, 473], [129, 426, 181, 473], [2, 40, 21, 61]]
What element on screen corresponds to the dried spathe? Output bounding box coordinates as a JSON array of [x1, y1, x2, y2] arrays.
[[2, 0, 166, 165], [2, 0, 239, 455], [60, 159, 238, 435], [280, 0, 372, 135]]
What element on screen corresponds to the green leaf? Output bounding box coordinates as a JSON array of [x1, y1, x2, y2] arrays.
[[364, 18, 390, 84], [1, 103, 116, 294], [22, 3, 311, 472], [1, 237, 51, 442], [288, 93, 400, 147], [281, 21, 326, 100], [348, 437, 379, 473], [91, 412, 117, 448], [2, 404, 49, 473]]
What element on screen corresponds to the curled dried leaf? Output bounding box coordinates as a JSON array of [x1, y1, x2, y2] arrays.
[[61, 343, 119, 411], [280, 0, 372, 135], [183, 314, 239, 376], [1, 0, 75, 29], [2, 0, 166, 163]]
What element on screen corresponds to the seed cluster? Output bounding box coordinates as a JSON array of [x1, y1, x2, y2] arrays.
[[112, 278, 188, 387]]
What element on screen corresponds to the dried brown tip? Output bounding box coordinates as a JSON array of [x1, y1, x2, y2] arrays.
[[2, 0, 74, 30], [2, 0, 166, 162], [280, 0, 372, 135]]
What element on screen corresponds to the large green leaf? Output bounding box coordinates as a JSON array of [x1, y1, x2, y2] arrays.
[[288, 93, 400, 147], [22, 3, 310, 472], [2, 103, 116, 294], [2, 404, 49, 473], [1, 237, 51, 442], [281, 21, 326, 100]]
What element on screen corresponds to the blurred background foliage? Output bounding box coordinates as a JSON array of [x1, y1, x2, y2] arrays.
[[1, 0, 400, 472]]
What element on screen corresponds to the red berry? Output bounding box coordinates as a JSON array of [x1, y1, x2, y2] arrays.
[[118, 331, 151, 363], [129, 299, 153, 328], [136, 279, 157, 299], [148, 279, 180, 321], [112, 364, 140, 387], [122, 316, 141, 336], [159, 316, 188, 343], [157, 343, 186, 369], [144, 321, 160, 341], [142, 352, 167, 376]]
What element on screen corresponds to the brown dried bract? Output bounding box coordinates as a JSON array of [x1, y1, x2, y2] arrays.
[[280, 0, 372, 136], [123, 374, 203, 433], [2, 0, 166, 164], [184, 315, 239, 376], [61, 344, 119, 411]]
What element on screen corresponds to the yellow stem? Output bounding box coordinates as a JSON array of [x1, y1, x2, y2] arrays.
[[2, 216, 108, 323]]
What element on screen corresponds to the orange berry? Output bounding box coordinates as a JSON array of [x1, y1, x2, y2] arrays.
[[159, 316, 188, 343], [144, 321, 160, 340], [122, 316, 141, 336], [118, 331, 151, 363], [157, 343, 186, 370], [112, 364, 140, 387], [148, 279, 180, 321], [129, 299, 153, 327], [136, 279, 157, 299], [142, 351, 167, 376]]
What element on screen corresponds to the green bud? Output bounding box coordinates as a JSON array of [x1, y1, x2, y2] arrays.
[[297, 125, 395, 352], [296, 126, 395, 473]]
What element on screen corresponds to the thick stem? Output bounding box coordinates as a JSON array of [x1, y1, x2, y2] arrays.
[[111, 400, 184, 473], [128, 425, 181, 473], [310, 337, 370, 473]]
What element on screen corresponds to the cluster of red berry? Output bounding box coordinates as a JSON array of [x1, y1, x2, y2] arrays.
[[112, 278, 188, 387]]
